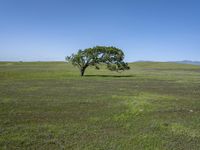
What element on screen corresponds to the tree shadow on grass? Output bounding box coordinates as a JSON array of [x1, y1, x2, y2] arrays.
[[84, 74, 135, 78]]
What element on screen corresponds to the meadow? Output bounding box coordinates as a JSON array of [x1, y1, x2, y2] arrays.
[[0, 61, 200, 150]]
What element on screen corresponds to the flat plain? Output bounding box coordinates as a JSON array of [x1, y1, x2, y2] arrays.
[[0, 61, 200, 150]]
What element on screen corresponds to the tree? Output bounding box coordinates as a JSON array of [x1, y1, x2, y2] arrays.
[[66, 46, 130, 76]]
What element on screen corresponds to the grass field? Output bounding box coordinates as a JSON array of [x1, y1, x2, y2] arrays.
[[0, 61, 200, 150]]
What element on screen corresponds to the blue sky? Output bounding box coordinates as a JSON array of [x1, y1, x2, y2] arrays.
[[0, 0, 200, 62]]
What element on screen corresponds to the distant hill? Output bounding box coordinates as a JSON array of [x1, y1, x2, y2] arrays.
[[173, 60, 200, 65], [134, 60, 200, 66]]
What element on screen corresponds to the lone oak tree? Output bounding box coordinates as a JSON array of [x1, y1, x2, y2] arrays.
[[66, 46, 130, 76]]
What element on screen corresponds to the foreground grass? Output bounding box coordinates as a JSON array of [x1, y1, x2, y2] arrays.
[[0, 61, 200, 149]]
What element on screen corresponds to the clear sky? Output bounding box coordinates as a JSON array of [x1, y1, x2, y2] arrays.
[[0, 0, 200, 62]]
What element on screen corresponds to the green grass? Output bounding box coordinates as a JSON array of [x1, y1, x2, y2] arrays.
[[0, 61, 200, 149]]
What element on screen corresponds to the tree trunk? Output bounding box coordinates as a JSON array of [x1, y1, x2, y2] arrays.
[[80, 67, 86, 76]]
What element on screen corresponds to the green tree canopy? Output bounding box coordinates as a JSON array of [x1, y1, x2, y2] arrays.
[[66, 46, 130, 76]]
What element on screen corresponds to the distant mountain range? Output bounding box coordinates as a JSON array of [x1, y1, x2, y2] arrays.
[[172, 60, 200, 65]]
